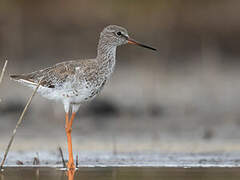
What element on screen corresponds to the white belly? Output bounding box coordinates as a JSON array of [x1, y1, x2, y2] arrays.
[[38, 85, 93, 104], [18, 75, 105, 104]]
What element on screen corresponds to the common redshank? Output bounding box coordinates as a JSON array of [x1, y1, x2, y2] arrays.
[[10, 25, 156, 170]]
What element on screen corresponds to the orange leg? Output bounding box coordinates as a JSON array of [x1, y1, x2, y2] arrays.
[[65, 112, 76, 171]]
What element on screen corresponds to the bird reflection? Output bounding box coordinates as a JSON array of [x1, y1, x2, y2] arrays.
[[67, 168, 75, 180]]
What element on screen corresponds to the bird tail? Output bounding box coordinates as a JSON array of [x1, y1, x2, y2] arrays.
[[10, 74, 25, 80], [10, 74, 39, 87]]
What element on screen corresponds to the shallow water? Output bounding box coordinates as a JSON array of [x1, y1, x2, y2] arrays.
[[1, 167, 240, 180]]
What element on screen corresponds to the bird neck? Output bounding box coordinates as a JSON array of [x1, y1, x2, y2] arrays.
[[96, 39, 117, 75]]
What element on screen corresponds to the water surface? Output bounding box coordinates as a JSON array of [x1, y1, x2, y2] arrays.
[[1, 167, 240, 180]]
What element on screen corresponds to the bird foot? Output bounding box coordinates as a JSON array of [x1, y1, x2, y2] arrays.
[[67, 161, 76, 171], [66, 164, 76, 180]]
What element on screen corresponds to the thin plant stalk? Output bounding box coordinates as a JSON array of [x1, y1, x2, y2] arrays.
[[0, 60, 8, 103], [0, 60, 7, 85], [58, 146, 66, 168], [0, 80, 41, 170]]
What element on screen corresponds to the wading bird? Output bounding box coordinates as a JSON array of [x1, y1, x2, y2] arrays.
[[10, 25, 156, 171]]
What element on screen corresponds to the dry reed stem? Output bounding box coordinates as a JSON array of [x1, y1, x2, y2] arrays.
[[0, 60, 8, 103], [58, 146, 66, 168], [76, 154, 78, 168], [0, 60, 7, 85], [0, 79, 41, 170]]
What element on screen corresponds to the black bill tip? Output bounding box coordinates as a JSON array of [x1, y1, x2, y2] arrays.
[[127, 38, 157, 51]]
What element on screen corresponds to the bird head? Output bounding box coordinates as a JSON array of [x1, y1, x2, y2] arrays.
[[100, 25, 156, 51]]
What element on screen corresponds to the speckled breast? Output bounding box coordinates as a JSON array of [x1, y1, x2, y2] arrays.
[[83, 78, 107, 101]]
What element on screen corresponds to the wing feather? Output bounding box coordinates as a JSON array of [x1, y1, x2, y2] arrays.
[[10, 61, 77, 88]]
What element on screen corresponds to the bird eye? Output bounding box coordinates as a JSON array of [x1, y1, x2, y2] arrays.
[[116, 31, 122, 36]]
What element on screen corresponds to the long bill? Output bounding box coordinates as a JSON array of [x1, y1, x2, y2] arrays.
[[127, 38, 157, 51]]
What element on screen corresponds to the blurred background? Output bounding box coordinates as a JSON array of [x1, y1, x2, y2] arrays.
[[1, 0, 240, 154]]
